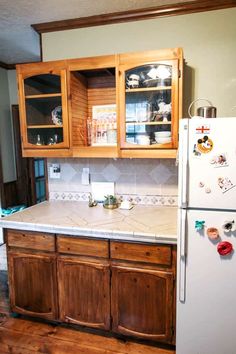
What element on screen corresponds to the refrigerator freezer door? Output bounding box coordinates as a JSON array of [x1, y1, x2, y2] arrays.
[[184, 117, 236, 210], [176, 209, 236, 354]]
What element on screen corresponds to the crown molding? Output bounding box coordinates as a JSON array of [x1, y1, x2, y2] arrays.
[[32, 0, 236, 34]]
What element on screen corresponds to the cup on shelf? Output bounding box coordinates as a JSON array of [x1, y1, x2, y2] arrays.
[[136, 134, 150, 145]]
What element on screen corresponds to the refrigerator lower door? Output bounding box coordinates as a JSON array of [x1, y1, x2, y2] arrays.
[[176, 209, 236, 354]]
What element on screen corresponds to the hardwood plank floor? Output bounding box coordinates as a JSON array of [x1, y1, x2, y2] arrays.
[[0, 259, 175, 354], [0, 317, 175, 354]]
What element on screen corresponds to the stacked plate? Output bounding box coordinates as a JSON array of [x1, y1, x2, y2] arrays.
[[154, 131, 171, 144]]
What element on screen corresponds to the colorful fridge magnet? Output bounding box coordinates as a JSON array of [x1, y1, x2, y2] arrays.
[[222, 220, 235, 233], [210, 153, 228, 168], [197, 136, 213, 154], [193, 144, 202, 157], [217, 241, 233, 256], [217, 177, 236, 193], [195, 220, 205, 231], [207, 227, 220, 240], [195, 125, 211, 134]]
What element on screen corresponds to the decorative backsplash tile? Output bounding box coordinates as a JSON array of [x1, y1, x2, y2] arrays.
[[48, 158, 178, 206]]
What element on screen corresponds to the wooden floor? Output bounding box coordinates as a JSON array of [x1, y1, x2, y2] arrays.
[[0, 269, 175, 354]]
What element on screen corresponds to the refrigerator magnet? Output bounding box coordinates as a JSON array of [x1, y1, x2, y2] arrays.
[[195, 125, 211, 134], [222, 220, 235, 233], [197, 136, 214, 154], [210, 153, 228, 168], [217, 177, 236, 193], [207, 227, 220, 240], [217, 241, 233, 256], [195, 220, 205, 231], [193, 143, 202, 157], [205, 187, 211, 194]]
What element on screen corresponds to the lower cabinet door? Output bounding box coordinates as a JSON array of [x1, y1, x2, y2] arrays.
[[58, 256, 110, 330], [111, 265, 174, 343], [8, 252, 58, 320]]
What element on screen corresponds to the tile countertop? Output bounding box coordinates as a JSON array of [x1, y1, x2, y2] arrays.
[[0, 201, 177, 244]]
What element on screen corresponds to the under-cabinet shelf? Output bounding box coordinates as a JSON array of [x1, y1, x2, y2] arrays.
[[25, 93, 62, 99], [27, 125, 63, 129], [126, 121, 171, 126], [125, 86, 172, 93]]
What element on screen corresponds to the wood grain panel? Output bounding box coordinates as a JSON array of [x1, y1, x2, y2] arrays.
[[88, 87, 116, 119], [110, 241, 172, 266], [70, 72, 88, 146], [7, 229, 55, 252], [8, 252, 58, 320], [58, 256, 110, 329], [111, 265, 174, 342], [57, 236, 109, 258]]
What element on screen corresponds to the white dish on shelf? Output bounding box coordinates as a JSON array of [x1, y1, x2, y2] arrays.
[[155, 136, 172, 144], [136, 135, 150, 145], [154, 131, 171, 138]]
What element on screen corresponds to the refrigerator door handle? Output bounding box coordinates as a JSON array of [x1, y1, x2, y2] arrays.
[[178, 209, 187, 302], [178, 121, 188, 207], [180, 209, 187, 257]]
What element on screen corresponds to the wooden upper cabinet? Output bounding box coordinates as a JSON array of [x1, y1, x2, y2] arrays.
[[16, 61, 71, 157], [16, 48, 183, 158], [68, 55, 119, 158], [119, 48, 183, 158]]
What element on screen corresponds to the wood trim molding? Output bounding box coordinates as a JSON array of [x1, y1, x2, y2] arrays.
[[32, 0, 236, 34]]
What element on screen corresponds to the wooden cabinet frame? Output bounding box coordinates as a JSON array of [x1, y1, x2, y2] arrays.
[[8, 251, 58, 320], [111, 264, 174, 343], [17, 61, 71, 157], [16, 48, 183, 158], [58, 256, 111, 329], [6, 229, 176, 345]]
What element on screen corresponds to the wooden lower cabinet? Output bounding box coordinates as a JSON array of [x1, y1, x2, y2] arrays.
[[111, 265, 174, 343], [6, 229, 176, 346], [8, 251, 58, 320], [58, 256, 110, 329]]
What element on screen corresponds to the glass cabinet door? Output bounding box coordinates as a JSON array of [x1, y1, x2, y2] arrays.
[[120, 61, 178, 149], [21, 71, 69, 148]]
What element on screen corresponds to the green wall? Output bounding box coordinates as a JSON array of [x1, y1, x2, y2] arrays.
[[42, 8, 236, 117]]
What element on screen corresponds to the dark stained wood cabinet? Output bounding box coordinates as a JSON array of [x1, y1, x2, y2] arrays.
[[110, 241, 176, 344], [58, 256, 110, 329], [6, 229, 58, 320], [57, 236, 110, 329], [8, 251, 58, 320], [111, 265, 174, 342], [5, 229, 176, 345]]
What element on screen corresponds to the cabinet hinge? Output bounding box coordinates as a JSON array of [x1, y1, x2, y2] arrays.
[[178, 69, 181, 78]]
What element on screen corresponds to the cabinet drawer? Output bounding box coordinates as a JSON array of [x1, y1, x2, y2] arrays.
[[7, 230, 55, 252], [110, 241, 172, 266], [57, 236, 109, 258]]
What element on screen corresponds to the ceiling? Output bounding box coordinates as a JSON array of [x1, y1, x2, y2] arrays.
[[0, 0, 193, 66]]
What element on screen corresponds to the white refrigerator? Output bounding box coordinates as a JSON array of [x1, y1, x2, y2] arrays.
[[176, 117, 236, 354]]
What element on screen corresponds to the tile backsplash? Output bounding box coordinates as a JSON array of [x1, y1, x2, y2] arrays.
[[48, 158, 178, 206]]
